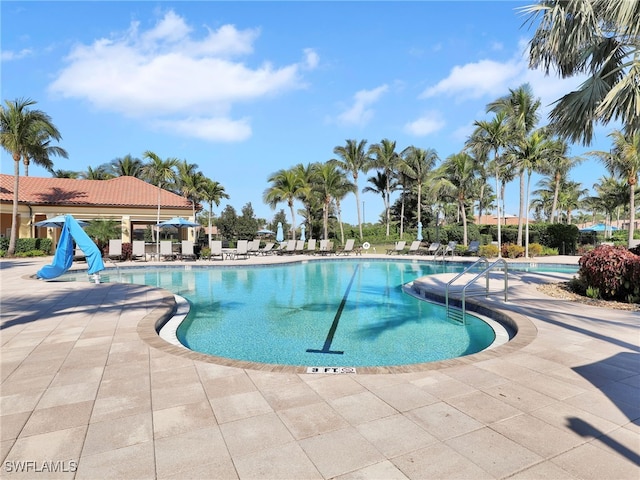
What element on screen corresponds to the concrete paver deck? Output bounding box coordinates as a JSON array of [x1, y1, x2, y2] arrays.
[[1, 254, 638, 479]]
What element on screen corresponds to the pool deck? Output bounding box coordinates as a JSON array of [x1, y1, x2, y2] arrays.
[[1, 254, 638, 479]]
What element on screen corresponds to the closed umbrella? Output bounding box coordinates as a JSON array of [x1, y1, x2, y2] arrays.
[[417, 222, 423, 241], [300, 224, 306, 242], [276, 222, 284, 243]]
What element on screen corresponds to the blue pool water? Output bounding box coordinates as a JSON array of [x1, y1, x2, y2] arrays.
[[61, 259, 577, 368]]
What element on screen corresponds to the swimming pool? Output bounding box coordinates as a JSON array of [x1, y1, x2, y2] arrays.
[[62, 259, 577, 368]]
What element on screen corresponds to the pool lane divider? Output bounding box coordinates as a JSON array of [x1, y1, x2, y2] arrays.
[[306, 264, 360, 355]]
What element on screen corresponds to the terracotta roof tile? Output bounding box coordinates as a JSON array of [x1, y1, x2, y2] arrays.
[[0, 174, 192, 209]]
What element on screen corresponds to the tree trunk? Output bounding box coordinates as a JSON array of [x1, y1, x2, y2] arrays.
[[517, 169, 525, 246], [628, 176, 636, 247], [8, 157, 20, 256], [460, 196, 468, 246], [400, 187, 406, 239], [552, 173, 560, 223], [288, 201, 296, 241], [336, 200, 345, 245], [354, 173, 363, 240]]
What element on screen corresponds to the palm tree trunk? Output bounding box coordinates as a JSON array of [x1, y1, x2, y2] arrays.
[[354, 177, 363, 240], [156, 185, 161, 259], [417, 183, 422, 225], [208, 202, 213, 246], [460, 197, 468, 246], [400, 186, 406, 239], [288, 202, 296, 241], [552, 173, 561, 223], [517, 170, 525, 246], [336, 200, 345, 245], [495, 159, 502, 257], [525, 172, 531, 257], [628, 177, 636, 247], [8, 156, 20, 256]]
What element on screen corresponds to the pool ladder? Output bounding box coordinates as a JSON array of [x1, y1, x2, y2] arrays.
[[445, 257, 508, 325]]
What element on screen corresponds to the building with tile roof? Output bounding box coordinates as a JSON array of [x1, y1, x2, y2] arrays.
[[0, 174, 199, 246]]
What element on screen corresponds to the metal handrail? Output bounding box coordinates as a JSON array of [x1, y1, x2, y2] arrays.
[[446, 258, 508, 324]]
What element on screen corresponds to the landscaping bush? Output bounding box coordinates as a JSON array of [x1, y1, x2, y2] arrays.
[[479, 244, 499, 258], [502, 243, 525, 258], [539, 223, 579, 255], [577, 245, 640, 302], [528, 243, 543, 257]]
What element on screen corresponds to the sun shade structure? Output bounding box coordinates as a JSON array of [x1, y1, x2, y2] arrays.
[[157, 217, 200, 228], [34, 215, 89, 228]]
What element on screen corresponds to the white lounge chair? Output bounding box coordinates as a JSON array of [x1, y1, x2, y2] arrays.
[[318, 239, 333, 256], [336, 239, 355, 255], [259, 242, 275, 255], [280, 241, 297, 255], [160, 241, 175, 261], [444, 241, 458, 257], [248, 240, 261, 256], [132, 240, 146, 261], [405, 240, 422, 255], [236, 240, 249, 259], [295, 240, 305, 253], [386, 240, 406, 254], [306, 239, 316, 255], [209, 240, 224, 260], [427, 242, 441, 257], [180, 240, 196, 261], [108, 239, 123, 261]]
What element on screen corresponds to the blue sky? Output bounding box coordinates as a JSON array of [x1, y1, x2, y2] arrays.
[[1, 1, 615, 226]]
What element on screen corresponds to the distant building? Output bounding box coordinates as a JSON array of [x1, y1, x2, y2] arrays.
[[0, 174, 198, 246]]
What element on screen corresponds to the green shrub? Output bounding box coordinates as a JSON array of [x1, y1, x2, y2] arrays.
[[540, 223, 580, 254], [502, 243, 525, 258], [14, 250, 46, 257], [528, 243, 543, 257], [479, 244, 499, 258], [542, 246, 559, 256]]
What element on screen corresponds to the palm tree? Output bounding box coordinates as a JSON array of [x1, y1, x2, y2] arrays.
[[435, 152, 477, 246], [466, 112, 511, 254], [294, 163, 317, 236], [312, 162, 355, 241], [200, 178, 229, 245], [23, 126, 68, 176], [263, 168, 306, 241], [588, 130, 640, 246], [521, 0, 640, 144], [331, 139, 372, 240], [109, 154, 143, 177], [1, 98, 64, 256], [369, 139, 399, 237], [140, 151, 179, 253], [51, 169, 79, 178], [80, 165, 112, 180], [398, 146, 438, 227], [488, 84, 541, 245], [177, 163, 207, 239]]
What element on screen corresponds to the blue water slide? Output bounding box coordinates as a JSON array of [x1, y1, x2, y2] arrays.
[[37, 215, 105, 280]]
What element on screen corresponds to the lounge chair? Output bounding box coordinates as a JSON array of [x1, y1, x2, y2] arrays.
[[160, 241, 175, 261], [209, 240, 224, 260], [318, 239, 333, 256], [444, 241, 458, 257], [386, 240, 406, 254], [259, 242, 275, 255], [280, 241, 297, 255], [180, 240, 196, 261], [295, 240, 305, 253], [467, 240, 480, 255], [405, 240, 422, 255], [305, 239, 316, 255], [236, 240, 249, 259], [108, 239, 123, 261], [248, 240, 261, 256], [426, 242, 441, 257], [336, 239, 355, 256], [132, 240, 146, 261]]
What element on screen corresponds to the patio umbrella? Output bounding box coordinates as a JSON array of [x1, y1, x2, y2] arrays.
[[276, 222, 284, 242], [417, 222, 423, 241], [300, 224, 306, 242], [157, 217, 200, 228], [580, 223, 618, 232], [34, 215, 89, 228], [257, 228, 275, 236]]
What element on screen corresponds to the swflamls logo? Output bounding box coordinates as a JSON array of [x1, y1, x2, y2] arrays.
[[4, 460, 78, 473]]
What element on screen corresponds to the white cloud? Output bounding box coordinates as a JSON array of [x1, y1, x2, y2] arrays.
[[153, 116, 252, 142], [48, 10, 316, 142], [404, 111, 445, 136], [1, 48, 33, 62], [336, 84, 388, 126]]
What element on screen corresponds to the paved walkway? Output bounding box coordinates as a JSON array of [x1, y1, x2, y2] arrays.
[[1, 254, 638, 479]]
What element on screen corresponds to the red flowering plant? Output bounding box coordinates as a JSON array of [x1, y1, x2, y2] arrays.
[[578, 245, 640, 302]]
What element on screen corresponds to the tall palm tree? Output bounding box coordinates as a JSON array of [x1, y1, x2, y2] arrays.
[[263, 168, 306, 241], [200, 178, 229, 245], [23, 126, 68, 176], [294, 163, 317, 235], [312, 162, 355, 240], [1, 98, 64, 256], [466, 111, 511, 254], [369, 139, 399, 237], [109, 154, 143, 177], [141, 151, 179, 252], [488, 84, 541, 245], [521, 0, 640, 144], [435, 152, 477, 246], [588, 130, 640, 246], [80, 165, 112, 180], [398, 146, 438, 226], [331, 139, 372, 240], [363, 170, 389, 223], [177, 165, 207, 239]]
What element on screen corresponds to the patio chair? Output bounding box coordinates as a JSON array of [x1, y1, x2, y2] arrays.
[[444, 241, 458, 257], [248, 240, 261, 256], [132, 240, 146, 261], [318, 239, 333, 256], [305, 238, 317, 254], [180, 240, 196, 261], [467, 240, 480, 256], [107, 239, 123, 261], [426, 242, 442, 257], [259, 242, 275, 255], [336, 239, 355, 256], [236, 240, 249, 259], [295, 240, 305, 253], [280, 241, 297, 255], [405, 240, 422, 255], [386, 240, 406, 254], [160, 241, 175, 261], [209, 240, 224, 260]]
